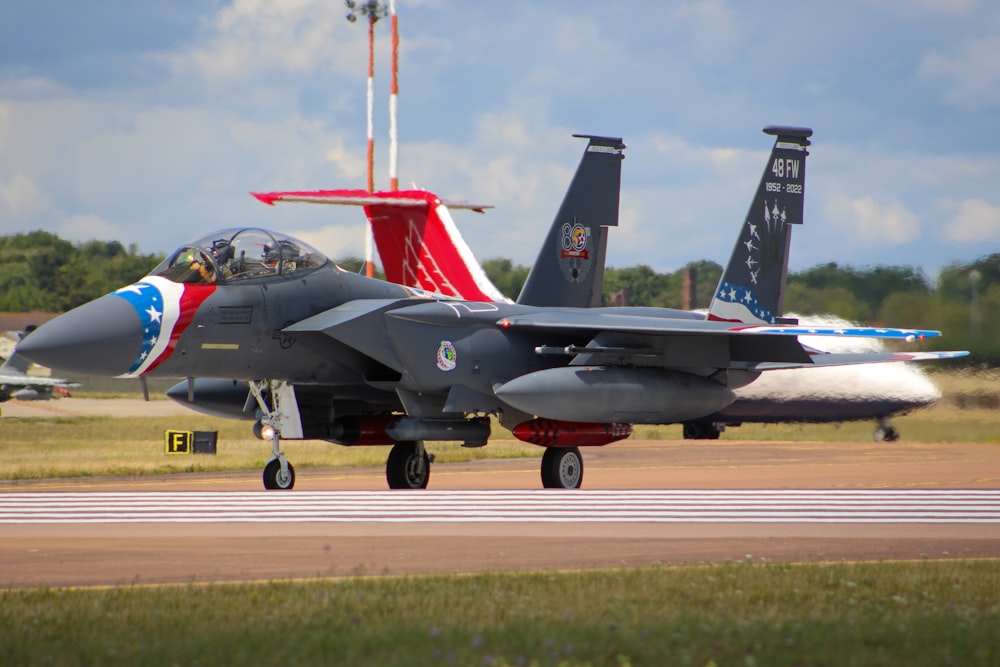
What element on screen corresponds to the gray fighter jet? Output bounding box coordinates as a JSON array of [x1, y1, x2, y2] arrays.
[[1, 329, 78, 402], [16, 128, 966, 490]]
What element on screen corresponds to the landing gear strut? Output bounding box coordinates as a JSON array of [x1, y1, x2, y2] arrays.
[[248, 380, 301, 491], [386, 440, 430, 489], [541, 446, 583, 489]]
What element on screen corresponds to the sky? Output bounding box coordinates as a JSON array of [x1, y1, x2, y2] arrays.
[[2, 0, 1000, 281]]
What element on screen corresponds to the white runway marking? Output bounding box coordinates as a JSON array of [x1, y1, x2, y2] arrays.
[[1, 490, 998, 524]]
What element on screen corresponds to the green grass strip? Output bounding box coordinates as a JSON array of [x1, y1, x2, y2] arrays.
[[2, 560, 998, 666]]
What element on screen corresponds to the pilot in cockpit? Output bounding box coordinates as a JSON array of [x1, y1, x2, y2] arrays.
[[188, 252, 216, 283], [210, 240, 236, 279]]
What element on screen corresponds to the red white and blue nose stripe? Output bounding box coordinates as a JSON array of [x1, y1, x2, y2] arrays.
[[14, 277, 216, 378], [112, 276, 215, 377]]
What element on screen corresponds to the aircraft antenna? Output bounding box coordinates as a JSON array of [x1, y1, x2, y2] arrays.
[[345, 0, 389, 277]]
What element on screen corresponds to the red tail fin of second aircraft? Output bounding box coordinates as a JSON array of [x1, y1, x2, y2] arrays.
[[251, 189, 507, 302]]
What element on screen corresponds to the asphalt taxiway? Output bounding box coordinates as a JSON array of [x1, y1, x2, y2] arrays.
[[2, 436, 999, 588]]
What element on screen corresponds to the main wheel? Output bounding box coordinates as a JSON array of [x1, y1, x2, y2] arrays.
[[263, 458, 295, 490], [874, 425, 900, 442], [682, 421, 721, 440], [540, 447, 583, 489], [386, 441, 430, 489]]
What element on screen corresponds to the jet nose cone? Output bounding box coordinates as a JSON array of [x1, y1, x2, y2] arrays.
[[16, 294, 143, 376]]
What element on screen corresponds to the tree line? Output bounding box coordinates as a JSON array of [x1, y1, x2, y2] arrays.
[[482, 257, 1000, 366], [0, 231, 162, 312], [2, 231, 997, 364]]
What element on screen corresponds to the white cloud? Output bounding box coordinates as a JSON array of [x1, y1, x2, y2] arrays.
[[918, 36, 1000, 110], [0, 172, 49, 230], [4, 0, 1000, 278], [944, 198, 1000, 242], [174, 0, 364, 84], [825, 195, 920, 245], [56, 213, 119, 243], [288, 223, 367, 261], [887, 0, 980, 16], [672, 0, 741, 61]]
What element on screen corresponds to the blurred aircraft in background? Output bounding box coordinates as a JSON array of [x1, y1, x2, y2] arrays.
[[1, 328, 78, 402]]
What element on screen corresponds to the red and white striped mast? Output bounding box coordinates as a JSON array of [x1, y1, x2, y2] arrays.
[[345, 0, 388, 277], [388, 0, 399, 192]]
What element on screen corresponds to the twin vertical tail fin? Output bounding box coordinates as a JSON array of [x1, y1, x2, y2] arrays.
[[708, 126, 812, 324], [516, 135, 626, 308], [251, 189, 506, 302]]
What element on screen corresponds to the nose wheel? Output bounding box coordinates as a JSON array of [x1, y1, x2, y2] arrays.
[[263, 456, 295, 490]]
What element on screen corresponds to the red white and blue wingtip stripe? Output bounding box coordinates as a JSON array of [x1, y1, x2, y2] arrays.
[[751, 349, 970, 371], [111, 276, 215, 378], [733, 325, 943, 341], [889, 350, 970, 360]]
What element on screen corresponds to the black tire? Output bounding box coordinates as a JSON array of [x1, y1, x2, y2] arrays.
[[540, 447, 583, 489], [386, 441, 430, 489], [874, 425, 900, 442], [263, 458, 295, 490], [682, 421, 721, 440]]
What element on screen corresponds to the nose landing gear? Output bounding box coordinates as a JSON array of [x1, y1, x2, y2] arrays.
[[249, 379, 302, 491]]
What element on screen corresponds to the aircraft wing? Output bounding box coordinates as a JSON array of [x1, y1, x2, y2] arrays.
[[252, 189, 494, 213], [492, 311, 961, 368], [0, 371, 78, 401], [0, 373, 77, 388], [748, 350, 969, 371], [495, 310, 943, 341]]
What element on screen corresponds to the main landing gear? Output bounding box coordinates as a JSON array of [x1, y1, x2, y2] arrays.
[[541, 446, 583, 489], [874, 420, 900, 442], [386, 441, 431, 489], [682, 421, 723, 440]]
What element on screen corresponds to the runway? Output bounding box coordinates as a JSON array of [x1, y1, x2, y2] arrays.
[[2, 439, 999, 587], [3, 490, 1000, 523]]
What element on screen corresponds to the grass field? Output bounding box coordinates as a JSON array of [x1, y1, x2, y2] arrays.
[[1, 403, 999, 481], [1, 560, 997, 666], [0, 414, 544, 481]]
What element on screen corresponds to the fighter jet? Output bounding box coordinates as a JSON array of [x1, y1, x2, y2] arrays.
[[256, 138, 946, 442], [0, 329, 78, 403], [15, 128, 966, 490]]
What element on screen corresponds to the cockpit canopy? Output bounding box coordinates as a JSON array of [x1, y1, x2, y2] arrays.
[[150, 228, 328, 284]]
